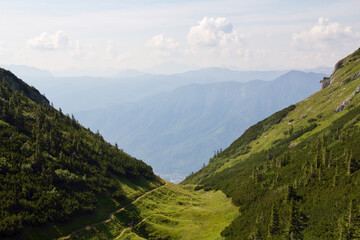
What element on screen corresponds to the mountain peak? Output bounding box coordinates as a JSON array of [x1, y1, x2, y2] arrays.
[[323, 48, 360, 90], [334, 47, 360, 72]]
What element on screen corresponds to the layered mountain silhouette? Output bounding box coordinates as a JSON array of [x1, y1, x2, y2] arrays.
[[76, 70, 326, 182]]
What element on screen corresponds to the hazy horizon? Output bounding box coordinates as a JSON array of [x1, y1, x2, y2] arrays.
[[0, 0, 359, 76]]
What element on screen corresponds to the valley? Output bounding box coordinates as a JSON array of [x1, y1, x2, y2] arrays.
[[1, 1, 360, 239], [62, 183, 238, 240]]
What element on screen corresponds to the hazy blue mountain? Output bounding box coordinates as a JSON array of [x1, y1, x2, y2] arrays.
[[144, 61, 199, 74], [75, 70, 326, 182], [23, 67, 286, 113], [0, 64, 53, 79], [112, 69, 147, 78]]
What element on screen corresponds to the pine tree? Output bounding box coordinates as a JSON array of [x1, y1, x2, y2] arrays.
[[286, 200, 307, 240], [268, 204, 280, 237], [322, 147, 327, 166], [333, 166, 338, 187], [314, 154, 320, 169], [338, 201, 360, 239], [347, 153, 354, 176], [287, 186, 300, 202]]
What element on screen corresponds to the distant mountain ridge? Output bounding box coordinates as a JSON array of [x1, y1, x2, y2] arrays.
[[21, 67, 287, 113], [0, 65, 53, 79], [76, 70, 326, 182]]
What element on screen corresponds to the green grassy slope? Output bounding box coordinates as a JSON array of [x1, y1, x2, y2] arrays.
[[183, 48, 360, 239], [0, 69, 163, 239], [64, 182, 238, 240]]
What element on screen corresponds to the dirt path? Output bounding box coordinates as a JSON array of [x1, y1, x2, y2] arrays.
[[115, 190, 194, 239], [57, 183, 167, 240]]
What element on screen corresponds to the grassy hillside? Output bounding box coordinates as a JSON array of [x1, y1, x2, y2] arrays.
[[63, 182, 238, 240], [0, 69, 163, 239], [183, 48, 360, 239]]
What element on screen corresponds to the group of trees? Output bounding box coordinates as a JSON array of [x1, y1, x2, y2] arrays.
[[0, 73, 157, 237], [188, 98, 360, 239]]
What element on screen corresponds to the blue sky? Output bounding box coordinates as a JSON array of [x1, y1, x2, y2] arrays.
[[0, 0, 359, 76]]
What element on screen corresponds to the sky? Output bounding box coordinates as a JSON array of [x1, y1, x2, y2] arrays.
[[0, 0, 359, 76]]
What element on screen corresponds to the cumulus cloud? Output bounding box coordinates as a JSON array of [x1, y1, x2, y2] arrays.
[[146, 34, 179, 56], [292, 18, 360, 51], [27, 31, 70, 50], [187, 17, 243, 47]]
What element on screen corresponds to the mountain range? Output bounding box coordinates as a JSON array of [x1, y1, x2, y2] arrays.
[[76, 70, 327, 182], [11, 67, 286, 113]]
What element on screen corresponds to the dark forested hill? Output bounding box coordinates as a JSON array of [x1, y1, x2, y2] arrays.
[[0, 69, 162, 239], [183, 48, 360, 239]]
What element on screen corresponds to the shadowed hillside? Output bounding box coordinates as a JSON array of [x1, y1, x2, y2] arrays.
[[0, 69, 163, 239]]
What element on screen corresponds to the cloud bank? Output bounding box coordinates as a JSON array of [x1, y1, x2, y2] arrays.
[[27, 31, 70, 50], [292, 18, 360, 51]]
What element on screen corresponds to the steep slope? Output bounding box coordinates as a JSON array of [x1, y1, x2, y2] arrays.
[[183, 48, 360, 239], [76, 71, 325, 182], [0, 69, 162, 239], [0, 68, 49, 106]]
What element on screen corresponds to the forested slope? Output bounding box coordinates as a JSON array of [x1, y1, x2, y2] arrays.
[[0, 68, 162, 239], [183, 48, 360, 239]]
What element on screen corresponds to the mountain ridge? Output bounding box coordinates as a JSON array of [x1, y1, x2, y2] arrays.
[[76, 70, 326, 182], [183, 47, 360, 239]]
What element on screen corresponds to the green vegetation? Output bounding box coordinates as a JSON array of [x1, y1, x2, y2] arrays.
[[65, 182, 238, 240], [0, 68, 162, 239], [183, 48, 360, 239], [2, 47, 360, 239]]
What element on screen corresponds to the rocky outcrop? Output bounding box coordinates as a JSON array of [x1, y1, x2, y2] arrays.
[[336, 96, 352, 112], [335, 84, 360, 112], [321, 77, 331, 90]]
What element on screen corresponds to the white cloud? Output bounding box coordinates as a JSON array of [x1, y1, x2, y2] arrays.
[[186, 17, 248, 63], [187, 17, 243, 47], [26, 31, 70, 50], [146, 34, 179, 56], [292, 18, 360, 51]]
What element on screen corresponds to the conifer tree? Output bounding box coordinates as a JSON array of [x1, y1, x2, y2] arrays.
[[268, 204, 280, 237], [322, 147, 327, 166], [314, 154, 320, 169], [338, 201, 360, 239], [286, 200, 307, 240], [333, 166, 338, 187]]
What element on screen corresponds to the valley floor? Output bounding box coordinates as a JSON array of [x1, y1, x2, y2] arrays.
[[63, 183, 238, 240]]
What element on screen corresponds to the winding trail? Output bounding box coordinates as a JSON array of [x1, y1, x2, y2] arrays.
[[115, 190, 194, 239], [57, 182, 167, 240]]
